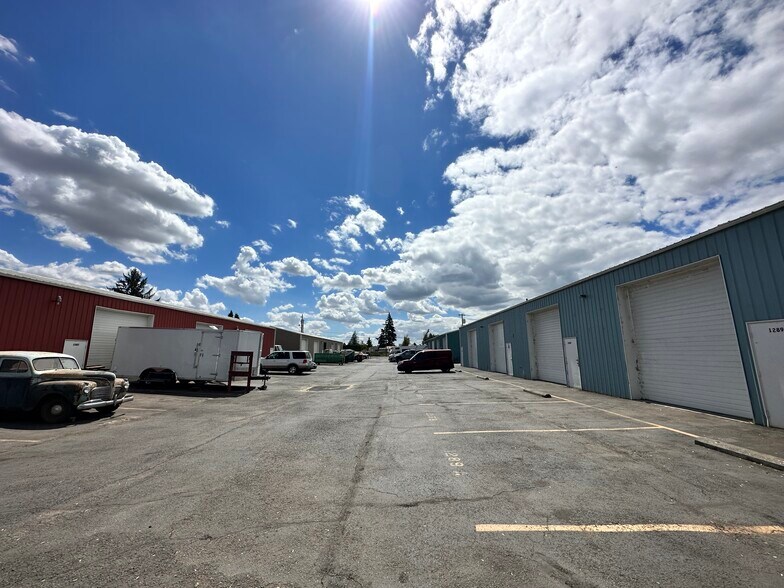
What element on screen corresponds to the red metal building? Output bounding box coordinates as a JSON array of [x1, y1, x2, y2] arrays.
[[0, 268, 275, 368]]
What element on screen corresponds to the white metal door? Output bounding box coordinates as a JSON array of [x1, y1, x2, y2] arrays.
[[505, 343, 514, 376], [489, 322, 505, 373], [748, 320, 784, 428], [86, 307, 153, 368], [530, 307, 566, 385], [563, 337, 581, 389], [626, 261, 752, 418], [63, 339, 88, 367], [300, 338, 309, 351], [468, 329, 478, 368], [196, 331, 223, 380]]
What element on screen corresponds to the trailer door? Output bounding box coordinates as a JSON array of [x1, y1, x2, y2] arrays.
[[195, 331, 223, 381]]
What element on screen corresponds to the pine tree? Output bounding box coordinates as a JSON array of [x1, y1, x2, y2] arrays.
[[228, 310, 235, 318], [402, 335, 411, 346], [366, 337, 373, 348], [347, 331, 361, 351], [109, 268, 156, 299], [382, 313, 396, 346]]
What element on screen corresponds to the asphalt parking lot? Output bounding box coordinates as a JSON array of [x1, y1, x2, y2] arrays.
[[1, 359, 782, 587]]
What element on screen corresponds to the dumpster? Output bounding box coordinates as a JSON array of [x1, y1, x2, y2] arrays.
[[314, 351, 345, 365]]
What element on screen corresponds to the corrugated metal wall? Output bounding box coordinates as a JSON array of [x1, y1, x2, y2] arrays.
[[460, 205, 784, 425], [0, 275, 276, 358]]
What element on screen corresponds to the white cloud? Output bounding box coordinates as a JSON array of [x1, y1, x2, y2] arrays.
[[377, 232, 414, 252], [271, 303, 294, 312], [198, 246, 294, 306], [313, 271, 369, 292], [268, 256, 317, 277], [422, 128, 445, 151], [157, 287, 226, 315], [287, 218, 297, 228], [271, 223, 282, 233], [365, 0, 784, 314], [312, 257, 351, 272], [47, 230, 91, 251], [326, 195, 386, 252], [0, 35, 20, 61], [396, 207, 405, 215], [265, 308, 328, 335], [51, 110, 77, 122], [252, 239, 272, 254], [0, 110, 214, 263], [0, 79, 15, 94], [215, 219, 230, 228], [0, 247, 128, 289], [316, 289, 387, 324]]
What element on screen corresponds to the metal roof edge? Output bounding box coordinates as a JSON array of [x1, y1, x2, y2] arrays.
[[461, 198, 784, 329]]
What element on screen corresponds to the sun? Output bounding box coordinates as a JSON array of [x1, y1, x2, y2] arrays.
[[364, 0, 384, 16]]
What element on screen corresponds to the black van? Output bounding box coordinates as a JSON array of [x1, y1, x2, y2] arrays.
[[397, 349, 454, 373]]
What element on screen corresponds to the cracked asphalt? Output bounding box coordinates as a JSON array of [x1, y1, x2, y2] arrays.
[[1, 359, 783, 587]]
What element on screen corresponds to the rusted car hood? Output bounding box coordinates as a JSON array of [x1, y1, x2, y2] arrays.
[[37, 369, 116, 385]]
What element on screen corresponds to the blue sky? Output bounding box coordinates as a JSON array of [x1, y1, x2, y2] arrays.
[[1, 1, 782, 343]]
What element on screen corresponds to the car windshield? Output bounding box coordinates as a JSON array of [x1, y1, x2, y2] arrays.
[[32, 357, 73, 371]]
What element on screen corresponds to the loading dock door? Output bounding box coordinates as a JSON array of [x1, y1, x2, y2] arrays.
[[86, 307, 154, 368], [529, 307, 567, 385], [489, 322, 506, 373], [625, 261, 752, 419]]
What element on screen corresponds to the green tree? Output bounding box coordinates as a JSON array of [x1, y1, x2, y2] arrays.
[[422, 329, 432, 343], [382, 313, 396, 346], [346, 331, 362, 351], [366, 337, 373, 348], [402, 335, 411, 346], [228, 310, 235, 318], [109, 268, 156, 299]]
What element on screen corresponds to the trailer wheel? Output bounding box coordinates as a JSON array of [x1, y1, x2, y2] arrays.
[[287, 364, 299, 375]]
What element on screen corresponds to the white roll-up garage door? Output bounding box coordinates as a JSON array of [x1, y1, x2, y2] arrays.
[[529, 307, 566, 384], [86, 307, 154, 368], [489, 322, 506, 373], [625, 261, 752, 418]]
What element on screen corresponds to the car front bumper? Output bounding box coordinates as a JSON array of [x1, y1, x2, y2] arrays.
[[77, 394, 134, 411]]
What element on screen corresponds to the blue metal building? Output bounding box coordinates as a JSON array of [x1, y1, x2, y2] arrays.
[[423, 330, 462, 363], [459, 202, 784, 427]]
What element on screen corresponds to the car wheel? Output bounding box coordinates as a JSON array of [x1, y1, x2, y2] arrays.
[[287, 364, 299, 375], [97, 405, 117, 416], [39, 397, 72, 424]]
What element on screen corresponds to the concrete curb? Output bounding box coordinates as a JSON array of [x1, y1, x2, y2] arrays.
[[695, 437, 784, 472], [520, 387, 552, 399]]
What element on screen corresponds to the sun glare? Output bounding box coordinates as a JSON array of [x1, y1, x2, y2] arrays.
[[366, 0, 383, 16]]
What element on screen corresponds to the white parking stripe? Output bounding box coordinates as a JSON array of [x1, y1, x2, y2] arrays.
[[0, 438, 43, 443], [434, 426, 662, 435], [476, 523, 784, 534]]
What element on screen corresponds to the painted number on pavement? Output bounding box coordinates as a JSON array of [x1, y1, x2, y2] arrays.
[[445, 451, 465, 476]]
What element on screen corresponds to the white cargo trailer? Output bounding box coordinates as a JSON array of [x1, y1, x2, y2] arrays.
[[111, 327, 263, 384]]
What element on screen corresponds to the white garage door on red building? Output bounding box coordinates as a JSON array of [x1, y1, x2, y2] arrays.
[[86, 307, 154, 368]]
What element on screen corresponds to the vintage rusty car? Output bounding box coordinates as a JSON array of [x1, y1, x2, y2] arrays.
[[0, 351, 133, 423]]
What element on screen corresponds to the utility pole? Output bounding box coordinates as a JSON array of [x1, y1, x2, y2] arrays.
[[300, 314, 304, 333], [460, 313, 466, 326]]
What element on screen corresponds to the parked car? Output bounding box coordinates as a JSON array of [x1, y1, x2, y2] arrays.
[[0, 351, 132, 423], [260, 351, 317, 375], [392, 349, 418, 363], [397, 349, 455, 373]]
